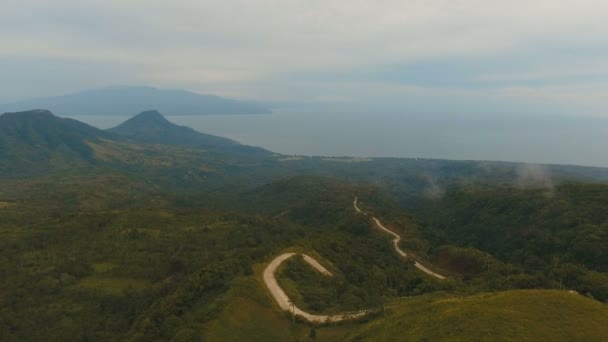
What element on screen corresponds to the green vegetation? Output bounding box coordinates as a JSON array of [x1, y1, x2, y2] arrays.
[[404, 184, 608, 301], [0, 176, 304, 340], [77, 276, 150, 295], [345, 290, 608, 341], [201, 277, 295, 341], [108, 110, 271, 157], [3, 170, 608, 340], [2, 110, 608, 340], [201, 276, 354, 342]]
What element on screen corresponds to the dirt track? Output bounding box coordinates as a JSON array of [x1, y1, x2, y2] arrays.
[[262, 197, 446, 323], [355, 197, 446, 280], [262, 253, 367, 323]]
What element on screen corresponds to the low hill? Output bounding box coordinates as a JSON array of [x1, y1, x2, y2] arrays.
[[108, 110, 271, 156], [0, 86, 271, 116], [346, 290, 608, 341], [108, 110, 239, 148]]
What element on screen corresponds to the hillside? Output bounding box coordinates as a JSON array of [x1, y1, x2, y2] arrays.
[[345, 290, 608, 341], [2, 111, 608, 340], [3, 110, 608, 193], [416, 184, 608, 272], [0, 86, 271, 116], [108, 110, 271, 156], [0, 109, 215, 181], [404, 184, 608, 301], [203, 287, 608, 341], [0, 109, 273, 186], [0, 109, 114, 176], [108, 110, 238, 147]]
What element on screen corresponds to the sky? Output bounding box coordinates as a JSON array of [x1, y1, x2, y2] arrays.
[[2, 0, 608, 117]]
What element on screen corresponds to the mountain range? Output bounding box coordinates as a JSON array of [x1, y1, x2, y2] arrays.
[[0, 109, 271, 178], [4, 108, 608, 187], [2, 108, 608, 341], [0, 109, 112, 175], [108, 110, 271, 156], [0, 86, 271, 116]]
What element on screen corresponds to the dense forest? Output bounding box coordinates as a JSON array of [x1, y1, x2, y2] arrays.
[[0, 174, 445, 340], [1, 110, 608, 341], [402, 183, 608, 301]]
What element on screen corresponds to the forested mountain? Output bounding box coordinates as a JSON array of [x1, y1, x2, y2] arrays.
[[404, 183, 608, 301], [0, 109, 112, 151], [0, 86, 271, 116], [3, 109, 608, 191], [1, 110, 608, 341], [109, 110, 239, 148], [0, 110, 115, 176], [109, 110, 271, 156], [0, 110, 275, 187]]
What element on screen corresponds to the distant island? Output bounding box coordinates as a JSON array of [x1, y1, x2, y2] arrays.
[[0, 86, 271, 116]]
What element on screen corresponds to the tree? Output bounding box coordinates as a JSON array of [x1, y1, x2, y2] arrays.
[[309, 327, 317, 339]]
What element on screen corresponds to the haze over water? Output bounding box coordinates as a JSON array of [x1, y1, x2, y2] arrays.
[[68, 111, 608, 168], [6, 1, 608, 169]]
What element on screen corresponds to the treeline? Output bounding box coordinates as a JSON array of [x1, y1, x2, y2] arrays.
[[0, 178, 310, 341], [270, 180, 454, 314], [402, 183, 608, 301], [4, 171, 608, 341], [0, 173, 425, 340]]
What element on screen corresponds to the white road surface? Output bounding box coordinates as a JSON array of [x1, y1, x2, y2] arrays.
[[354, 197, 446, 280], [263, 253, 368, 323], [262, 197, 446, 323]]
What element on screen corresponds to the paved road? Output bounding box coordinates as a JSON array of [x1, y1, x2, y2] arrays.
[[262, 198, 446, 323], [263, 253, 368, 323], [354, 197, 446, 280], [302, 254, 333, 276]]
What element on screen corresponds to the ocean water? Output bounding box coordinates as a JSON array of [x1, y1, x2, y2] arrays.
[[66, 111, 608, 168]]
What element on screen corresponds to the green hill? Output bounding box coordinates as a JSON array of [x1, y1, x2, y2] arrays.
[[109, 110, 271, 157], [0, 109, 114, 176], [408, 184, 608, 301], [198, 281, 608, 341], [346, 290, 608, 341], [108, 110, 238, 148], [0, 109, 272, 188]]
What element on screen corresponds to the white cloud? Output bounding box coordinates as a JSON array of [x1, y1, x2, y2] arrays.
[[477, 61, 608, 83], [1, 0, 608, 111]]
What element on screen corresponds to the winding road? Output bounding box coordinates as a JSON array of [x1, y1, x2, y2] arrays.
[[262, 197, 446, 323], [263, 253, 368, 322], [354, 197, 446, 280]]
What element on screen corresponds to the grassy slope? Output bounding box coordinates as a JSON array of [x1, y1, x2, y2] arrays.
[[201, 264, 354, 342], [203, 267, 608, 341], [346, 290, 608, 341]]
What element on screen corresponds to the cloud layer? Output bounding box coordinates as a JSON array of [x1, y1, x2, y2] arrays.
[[2, 0, 608, 115]]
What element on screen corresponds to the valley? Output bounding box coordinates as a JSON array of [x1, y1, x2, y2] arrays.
[[5, 2, 608, 340], [1, 109, 607, 341], [354, 197, 446, 280], [263, 196, 448, 324]]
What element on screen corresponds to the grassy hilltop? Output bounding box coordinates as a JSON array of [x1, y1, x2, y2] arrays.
[[345, 290, 608, 341], [202, 283, 608, 341]]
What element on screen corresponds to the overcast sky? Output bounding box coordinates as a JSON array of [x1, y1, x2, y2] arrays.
[[2, 0, 608, 116]]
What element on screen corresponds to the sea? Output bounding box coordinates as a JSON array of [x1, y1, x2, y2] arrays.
[[65, 111, 608, 168]]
